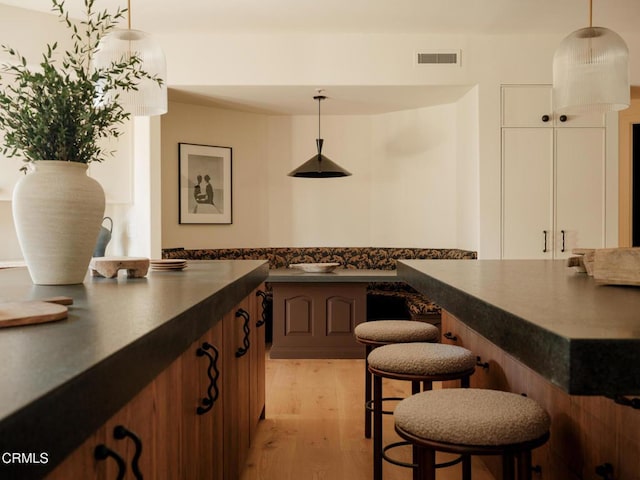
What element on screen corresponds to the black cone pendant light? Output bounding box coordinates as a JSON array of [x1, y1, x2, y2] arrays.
[[288, 94, 352, 178]]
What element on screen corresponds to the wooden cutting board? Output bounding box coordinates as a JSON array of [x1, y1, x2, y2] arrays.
[[0, 298, 70, 328], [593, 247, 640, 286]]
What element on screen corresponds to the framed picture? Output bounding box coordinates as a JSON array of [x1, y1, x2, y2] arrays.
[[179, 143, 232, 224]]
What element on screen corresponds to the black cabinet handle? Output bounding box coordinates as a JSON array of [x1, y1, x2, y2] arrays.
[[113, 425, 143, 480], [595, 462, 614, 480], [543, 230, 548, 253], [196, 342, 220, 415], [255, 290, 268, 327], [443, 331, 457, 341], [541, 114, 550, 122], [476, 356, 490, 369], [94, 445, 126, 480], [559, 114, 568, 122], [235, 308, 251, 357], [561, 230, 566, 252]]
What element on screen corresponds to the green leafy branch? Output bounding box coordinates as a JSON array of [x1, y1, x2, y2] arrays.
[[0, 0, 164, 165]]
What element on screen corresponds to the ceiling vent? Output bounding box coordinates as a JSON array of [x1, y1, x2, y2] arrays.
[[415, 50, 461, 66]]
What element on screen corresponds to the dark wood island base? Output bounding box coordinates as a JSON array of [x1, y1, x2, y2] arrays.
[[399, 259, 640, 479]]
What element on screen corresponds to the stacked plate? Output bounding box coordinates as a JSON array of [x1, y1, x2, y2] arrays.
[[150, 259, 187, 271]]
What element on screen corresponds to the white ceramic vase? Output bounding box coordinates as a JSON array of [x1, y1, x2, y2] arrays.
[[12, 161, 106, 285]]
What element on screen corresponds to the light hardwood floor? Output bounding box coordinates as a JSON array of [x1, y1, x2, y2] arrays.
[[241, 354, 496, 480]]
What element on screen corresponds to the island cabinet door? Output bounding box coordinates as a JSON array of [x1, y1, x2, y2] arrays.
[[46, 368, 169, 480], [179, 319, 225, 480], [223, 296, 253, 480], [250, 285, 267, 440], [441, 311, 591, 480]]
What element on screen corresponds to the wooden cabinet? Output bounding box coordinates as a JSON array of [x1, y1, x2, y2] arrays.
[[223, 296, 252, 480], [47, 286, 266, 480], [441, 311, 640, 480], [250, 288, 267, 439], [180, 320, 224, 480], [501, 84, 607, 259], [271, 283, 366, 359]]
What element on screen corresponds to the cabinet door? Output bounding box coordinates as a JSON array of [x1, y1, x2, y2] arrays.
[[180, 320, 224, 480], [223, 297, 252, 480], [501, 85, 553, 127], [250, 286, 267, 440], [554, 128, 606, 258], [502, 128, 554, 259]]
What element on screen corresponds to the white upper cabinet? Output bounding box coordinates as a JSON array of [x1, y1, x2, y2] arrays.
[[501, 84, 605, 128], [501, 85, 607, 260]]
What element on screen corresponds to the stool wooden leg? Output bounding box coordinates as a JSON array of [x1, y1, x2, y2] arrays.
[[503, 453, 516, 480], [373, 373, 383, 480], [462, 454, 472, 480], [516, 451, 533, 480], [412, 380, 420, 395], [415, 446, 436, 480], [365, 345, 372, 438]]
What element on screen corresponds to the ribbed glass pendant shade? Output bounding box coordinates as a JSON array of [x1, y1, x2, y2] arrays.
[[553, 26, 629, 114], [94, 29, 167, 116]]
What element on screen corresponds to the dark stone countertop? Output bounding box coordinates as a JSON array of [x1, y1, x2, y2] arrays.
[[268, 268, 399, 283], [0, 260, 268, 478], [398, 259, 640, 396]]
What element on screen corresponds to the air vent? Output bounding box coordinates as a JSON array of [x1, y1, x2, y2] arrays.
[[415, 50, 461, 66]]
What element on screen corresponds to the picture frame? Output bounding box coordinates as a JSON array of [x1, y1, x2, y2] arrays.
[[179, 143, 232, 224]]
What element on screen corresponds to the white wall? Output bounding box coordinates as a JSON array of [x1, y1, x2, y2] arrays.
[[2, 5, 640, 259], [456, 86, 480, 250], [161, 99, 471, 250], [161, 102, 271, 249], [156, 31, 640, 257], [369, 105, 459, 247]]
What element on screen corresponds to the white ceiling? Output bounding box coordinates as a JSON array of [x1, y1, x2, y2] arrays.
[[2, 0, 638, 35], [168, 85, 475, 115], [2, 0, 638, 115]]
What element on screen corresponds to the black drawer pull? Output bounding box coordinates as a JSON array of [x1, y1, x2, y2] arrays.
[[255, 290, 268, 327], [94, 445, 126, 480], [235, 308, 251, 357], [541, 114, 550, 122], [443, 332, 457, 341], [196, 342, 220, 415], [113, 425, 143, 480], [476, 356, 490, 369], [595, 462, 614, 480]]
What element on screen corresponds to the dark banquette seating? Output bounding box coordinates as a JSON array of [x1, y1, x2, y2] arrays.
[[163, 247, 477, 330]]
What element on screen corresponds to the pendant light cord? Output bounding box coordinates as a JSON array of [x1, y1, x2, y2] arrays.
[[128, 0, 132, 30], [317, 96, 322, 140], [588, 0, 593, 27]]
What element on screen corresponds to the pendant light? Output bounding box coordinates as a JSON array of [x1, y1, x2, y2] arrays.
[[93, 0, 167, 116], [288, 94, 352, 178], [553, 0, 629, 114]]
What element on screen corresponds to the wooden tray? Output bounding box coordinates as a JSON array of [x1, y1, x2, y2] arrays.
[[0, 299, 70, 328], [90, 257, 149, 278], [593, 248, 640, 286]]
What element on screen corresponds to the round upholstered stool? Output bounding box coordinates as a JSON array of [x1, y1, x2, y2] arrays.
[[394, 389, 551, 480], [355, 320, 440, 439], [367, 342, 476, 480]]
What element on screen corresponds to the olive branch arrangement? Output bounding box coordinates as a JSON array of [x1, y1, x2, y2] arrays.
[[0, 0, 163, 166]]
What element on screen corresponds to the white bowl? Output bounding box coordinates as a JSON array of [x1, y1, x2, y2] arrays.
[[289, 262, 340, 273]]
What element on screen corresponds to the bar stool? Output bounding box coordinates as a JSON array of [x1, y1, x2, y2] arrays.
[[368, 342, 476, 480], [355, 320, 440, 438], [394, 388, 551, 480]]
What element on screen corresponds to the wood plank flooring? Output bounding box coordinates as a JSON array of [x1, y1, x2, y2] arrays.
[[241, 354, 496, 480]]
